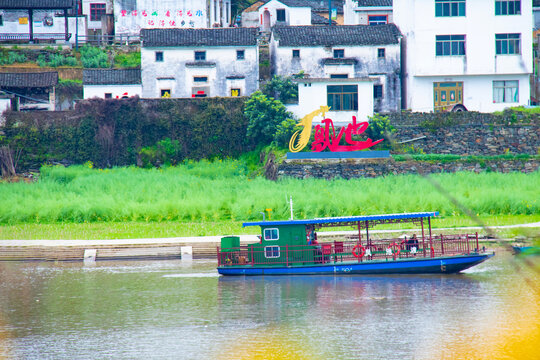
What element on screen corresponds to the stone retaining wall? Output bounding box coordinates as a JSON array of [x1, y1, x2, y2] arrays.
[[278, 159, 540, 179]]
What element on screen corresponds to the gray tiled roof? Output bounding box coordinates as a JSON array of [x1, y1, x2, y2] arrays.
[[277, 0, 312, 7], [141, 28, 258, 47], [83, 69, 141, 85], [0, 0, 75, 9], [0, 72, 58, 87], [273, 24, 401, 47], [355, 0, 392, 6], [305, 0, 344, 13], [311, 12, 337, 25]]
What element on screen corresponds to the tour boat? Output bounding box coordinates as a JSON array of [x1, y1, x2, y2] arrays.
[[216, 212, 494, 276]]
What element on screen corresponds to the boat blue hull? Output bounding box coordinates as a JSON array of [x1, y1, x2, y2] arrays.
[[217, 253, 494, 276]]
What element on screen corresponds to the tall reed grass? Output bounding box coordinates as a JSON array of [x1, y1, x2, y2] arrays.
[[0, 161, 538, 225]]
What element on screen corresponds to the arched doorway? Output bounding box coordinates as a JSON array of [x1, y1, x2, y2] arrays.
[[262, 10, 270, 32]]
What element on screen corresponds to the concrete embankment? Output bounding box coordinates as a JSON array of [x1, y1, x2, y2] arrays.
[[1, 222, 537, 262]]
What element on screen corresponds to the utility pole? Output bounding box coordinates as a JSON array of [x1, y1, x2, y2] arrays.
[[328, 0, 332, 26]]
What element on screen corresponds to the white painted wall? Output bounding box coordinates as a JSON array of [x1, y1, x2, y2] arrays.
[[271, 39, 401, 112], [114, 0, 231, 36], [0, 10, 87, 44], [141, 45, 258, 98], [394, 0, 533, 112], [83, 84, 142, 99], [344, 0, 393, 25], [257, 0, 311, 29], [82, 0, 113, 30], [286, 79, 374, 125]]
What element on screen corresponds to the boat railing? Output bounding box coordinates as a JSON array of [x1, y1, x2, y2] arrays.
[[217, 233, 482, 267]]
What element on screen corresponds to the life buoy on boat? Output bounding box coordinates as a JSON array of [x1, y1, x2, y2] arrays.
[[352, 245, 365, 258]]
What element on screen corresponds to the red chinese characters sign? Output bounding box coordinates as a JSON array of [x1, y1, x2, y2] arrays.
[[289, 106, 383, 153]]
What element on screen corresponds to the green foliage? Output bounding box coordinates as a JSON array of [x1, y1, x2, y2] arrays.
[[1, 97, 250, 170], [366, 113, 395, 149], [261, 75, 300, 104], [0, 51, 27, 65], [139, 138, 182, 167], [245, 91, 295, 145], [273, 117, 297, 148], [0, 165, 537, 225], [37, 53, 79, 67], [79, 46, 110, 68], [114, 51, 141, 68]]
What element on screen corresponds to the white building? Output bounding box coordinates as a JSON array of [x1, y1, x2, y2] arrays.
[[271, 24, 402, 115], [114, 0, 232, 37], [83, 69, 142, 99], [344, 0, 393, 25], [242, 0, 312, 30], [141, 28, 259, 99], [0, 0, 86, 44], [82, 0, 113, 37], [394, 0, 532, 112], [287, 78, 374, 125]]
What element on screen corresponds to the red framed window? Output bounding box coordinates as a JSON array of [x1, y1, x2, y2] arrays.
[[368, 15, 388, 25], [90, 3, 106, 21]]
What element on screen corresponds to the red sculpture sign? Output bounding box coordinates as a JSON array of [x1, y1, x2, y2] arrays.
[[288, 106, 383, 153]]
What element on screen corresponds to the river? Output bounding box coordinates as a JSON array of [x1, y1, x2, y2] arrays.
[[0, 249, 538, 360]]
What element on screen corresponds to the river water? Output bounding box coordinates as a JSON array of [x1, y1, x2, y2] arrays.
[[0, 249, 538, 360]]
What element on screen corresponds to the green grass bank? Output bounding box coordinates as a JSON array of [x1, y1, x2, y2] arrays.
[[0, 161, 538, 239]]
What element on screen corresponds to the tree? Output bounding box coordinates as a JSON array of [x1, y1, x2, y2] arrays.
[[245, 91, 295, 146], [365, 113, 396, 149], [261, 74, 302, 104]]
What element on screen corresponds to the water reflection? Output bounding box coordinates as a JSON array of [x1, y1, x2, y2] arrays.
[[0, 250, 538, 359]]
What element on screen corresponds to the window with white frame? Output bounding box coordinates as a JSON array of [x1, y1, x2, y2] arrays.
[[493, 80, 518, 103], [495, 33, 521, 54], [264, 228, 279, 240], [265, 246, 280, 258], [435, 0, 466, 17], [436, 35, 465, 56], [495, 1, 520, 15]]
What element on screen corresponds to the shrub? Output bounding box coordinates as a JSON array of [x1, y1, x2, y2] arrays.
[[114, 51, 141, 68], [245, 91, 295, 145], [366, 113, 396, 149], [79, 46, 109, 68], [139, 138, 182, 167], [261, 75, 300, 104]]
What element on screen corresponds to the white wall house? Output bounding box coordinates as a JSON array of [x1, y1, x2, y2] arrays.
[[82, 0, 112, 33], [0, 0, 86, 44], [344, 0, 393, 25], [83, 69, 142, 99], [242, 0, 311, 30], [394, 0, 532, 112], [141, 28, 259, 99], [114, 0, 232, 37], [287, 78, 374, 126], [271, 24, 402, 116]]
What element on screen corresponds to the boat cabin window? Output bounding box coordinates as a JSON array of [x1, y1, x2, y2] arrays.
[[264, 228, 279, 241], [264, 246, 280, 258]]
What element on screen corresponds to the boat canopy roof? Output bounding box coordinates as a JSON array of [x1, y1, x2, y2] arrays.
[[243, 211, 439, 228]]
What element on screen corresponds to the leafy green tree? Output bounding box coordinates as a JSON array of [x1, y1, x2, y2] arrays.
[[261, 74, 301, 104], [365, 113, 396, 149], [245, 91, 295, 145]]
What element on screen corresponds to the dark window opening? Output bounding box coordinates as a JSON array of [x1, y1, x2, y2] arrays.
[[495, 33, 521, 54], [236, 50, 245, 60], [495, 1, 520, 15], [333, 49, 344, 58], [368, 15, 388, 25], [292, 49, 300, 58], [435, 0, 466, 17], [378, 48, 385, 58], [195, 51, 206, 61], [330, 74, 348, 79], [161, 89, 171, 98], [194, 76, 208, 83], [374, 85, 383, 99], [155, 51, 163, 62], [104, 93, 112, 99], [276, 9, 286, 22]]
